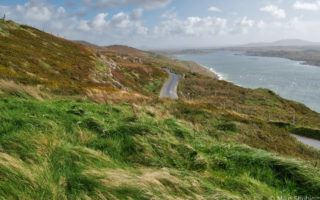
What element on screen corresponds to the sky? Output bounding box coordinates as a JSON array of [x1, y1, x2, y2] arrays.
[[1, 0, 320, 49]]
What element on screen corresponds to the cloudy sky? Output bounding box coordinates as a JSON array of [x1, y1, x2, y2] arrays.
[[1, 0, 320, 49]]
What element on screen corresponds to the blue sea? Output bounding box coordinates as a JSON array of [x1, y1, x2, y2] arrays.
[[177, 51, 320, 112]]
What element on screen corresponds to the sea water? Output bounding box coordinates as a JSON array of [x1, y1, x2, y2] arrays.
[[177, 51, 320, 113]]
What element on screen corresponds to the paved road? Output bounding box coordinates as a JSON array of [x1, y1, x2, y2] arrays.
[[291, 134, 320, 150], [160, 69, 181, 100]]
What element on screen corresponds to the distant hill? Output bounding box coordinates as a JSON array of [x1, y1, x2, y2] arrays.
[[242, 39, 320, 47], [73, 40, 100, 48], [103, 45, 148, 57]]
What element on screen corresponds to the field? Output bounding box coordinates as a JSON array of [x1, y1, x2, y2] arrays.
[[1, 96, 320, 199], [1, 20, 320, 199]]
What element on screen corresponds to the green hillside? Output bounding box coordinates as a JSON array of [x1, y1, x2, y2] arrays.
[[1, 20, 320, 199]]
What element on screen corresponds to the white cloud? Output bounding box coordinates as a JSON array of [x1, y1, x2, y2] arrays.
[[85, 11, 148, 35], [141, 0, 171, 9], [239, 17, 254, 27], [83, 0, 171, 9], [3, 0, 320, 48], [16, 2, 52, 22], [230, 16, 255, 34], [111, 11, 148, 34], [260, 5, 286, 19], [154, 16, 227, 37], [293, 1, 320, 11], [57, 7, 66, 14], [257, 20, 266, 29], [161, 9, 177, 19], [208, 6, 221, 12], [78, 20, 91, 31], [131, 8, 143, 20], [240, 16, 320, 42], [111, 12, 131, 28], [0, 1, 149, 44], [91, 13, 109, 30]]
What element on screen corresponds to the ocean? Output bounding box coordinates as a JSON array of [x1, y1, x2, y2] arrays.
[[177, 51, 320, 112]]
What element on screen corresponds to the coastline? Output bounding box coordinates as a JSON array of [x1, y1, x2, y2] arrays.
[[202, 64, 243, 87], [243, 52, 320, 68], [206, 65, 225, 80], [178, 52, 320, 113], [174, 54, 220, 80], [195, 64, 222, 80]]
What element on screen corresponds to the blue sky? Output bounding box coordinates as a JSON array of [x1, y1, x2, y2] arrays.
[[1, 0, 320, 48]]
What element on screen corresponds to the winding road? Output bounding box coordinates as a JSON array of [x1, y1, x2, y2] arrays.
[[158, 68, 320, 149], [159, 69, 320, 150], [159, 69, 181, 100], [291, 134, 320, 150]]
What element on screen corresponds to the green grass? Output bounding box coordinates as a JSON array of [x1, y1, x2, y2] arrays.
[[0, 20, 166, 98], [291, 127, 320, 140], [1, 19, 320, 199], [0, 96, 320, 199], [143, 79, 163, 94], [0, 21, 104, 95], [203, 144, 320, 196]]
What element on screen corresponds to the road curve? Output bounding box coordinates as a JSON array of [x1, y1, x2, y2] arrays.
[[291, 134, 320, 150], [159, 69, 181, 100]]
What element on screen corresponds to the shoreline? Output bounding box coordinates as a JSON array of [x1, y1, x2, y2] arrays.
[[174, 54, 221, 80], [239, 51, 320, 68], [179, 53, 320, 113], [245, 52, 320, 67], [189, 60, 245, 87], [202, 64, 244, 87], [205, 65, 225, 80]]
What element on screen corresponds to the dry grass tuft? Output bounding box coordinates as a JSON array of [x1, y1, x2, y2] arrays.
[[0, 79, 48, 100], [0, 152, 35, 183], [85, 88, 149, 103]]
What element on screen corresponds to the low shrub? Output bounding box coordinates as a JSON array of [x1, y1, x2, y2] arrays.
[[216, 121, 237, 132]]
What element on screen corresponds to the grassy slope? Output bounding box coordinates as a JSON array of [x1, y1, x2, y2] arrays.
[[1, 96, 320, 199], [177, 66, 320, 143], [0, 20, 104, 95], [0, 20, 166, 100], [95, 45, 167, 96], [1, 20, 320, 199]]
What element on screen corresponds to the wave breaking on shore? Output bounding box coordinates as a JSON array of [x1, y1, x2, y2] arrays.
[[201, 64, 225, 80]]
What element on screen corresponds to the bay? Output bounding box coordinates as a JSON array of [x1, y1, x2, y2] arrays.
[[177, 51, 320, 112]]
